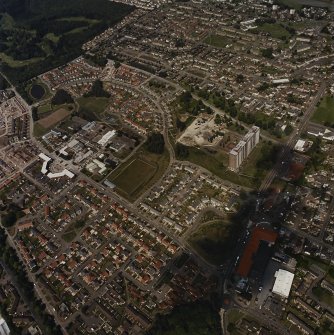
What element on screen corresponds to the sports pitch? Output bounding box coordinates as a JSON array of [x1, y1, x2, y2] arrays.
[[111, 158, 156, 196]]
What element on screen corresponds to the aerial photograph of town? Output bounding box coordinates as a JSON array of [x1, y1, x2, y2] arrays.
[[0, 0, 334, 334]]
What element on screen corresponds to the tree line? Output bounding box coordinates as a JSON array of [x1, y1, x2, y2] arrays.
[[0, 227, 63, 335]]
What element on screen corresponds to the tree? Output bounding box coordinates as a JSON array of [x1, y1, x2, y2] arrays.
[[175, 143, 189, 159], [284, 124, 293, 136], [84, 80, 110, 98], [261, 48, 274, 59], [51, 89, 73, 105], [176, 118, 186, 131], [0, 75, 9, 90], [31, 106, 39, 121], [2, 211, 18, 228], [146, 132, 165, 154], [214, 114, 222, 125], [257, 82, 270, 92], [179, 91, 192, 112], [236, 74, 244, 83], [175, 38, 185, 48]]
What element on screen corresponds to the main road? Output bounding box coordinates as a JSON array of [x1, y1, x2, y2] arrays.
[[260, 79, 332, 192]]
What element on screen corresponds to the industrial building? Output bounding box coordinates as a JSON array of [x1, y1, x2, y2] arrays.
[[228, 126, 260, 171], [38, 153, 75, 179], [272, 269, 295, 299], [0, 316, 10, 335], [236, 226, 277, 280]]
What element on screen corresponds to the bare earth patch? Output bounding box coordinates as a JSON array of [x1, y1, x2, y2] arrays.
[[38, 108, 71, 129]]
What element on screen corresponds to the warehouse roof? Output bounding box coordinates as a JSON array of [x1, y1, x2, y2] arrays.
[[272, 269, 294, 298]]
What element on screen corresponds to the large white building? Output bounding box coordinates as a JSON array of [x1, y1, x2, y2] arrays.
[[228, 126, 260, 171], [0, 316, 10, 335], [272, 269, 295, 298]]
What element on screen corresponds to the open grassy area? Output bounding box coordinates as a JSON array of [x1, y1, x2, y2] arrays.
[[227, 309, 245, 324], [240, 141, 271, 179], [203, 34, 232, 48], [77, 97, 110, 121], [318, 319, 334, 335], [188, 219, 239, 265], [38, 107, 72, 129], [0, 52, 43, 68], [147, 300, 221, 335], [277, 0, 302, 10], [108, 146, 170, 202], [296, 254, 329, 272], [33, 123, 48, 138], [311, 95, 334, 125], [37, 103, 52, 115], [61, 230, 77, 243], [179, 146, 254, 188], [1, 0, 133, 84], [325, 267, 334, 284], [111, 159, 156, 196], [255, 23, 291, 40], [312, 286, 334, 309]]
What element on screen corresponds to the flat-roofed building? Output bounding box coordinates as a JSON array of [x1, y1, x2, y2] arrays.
[[0, 316, 10, 335], [272, 269, 294, 298]]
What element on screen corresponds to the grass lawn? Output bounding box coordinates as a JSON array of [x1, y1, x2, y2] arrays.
[[325, 267, 334, 284], [296, 255, 329, 272], [108, 147, 170, 202], [148, 301, 221, 335], [0, 52, 43, 68], [318, 318, 334, 335], [77, 97, 110, 121], [61, 230, 77, 243], [311, 95, 334, 125], [37, 103, 52, 115], [38, 107, 72, 129], [33, 123, 48, 138], [44, 33, 60, 43], [111, 159, 156, 196], [57, 16, 99, 24], [240, 142, 267, 178], [203, 34, 232, 48], [255, 23, 291, 40], [0, 13, 15, 29], [312, 286, 334, 309], [188, 220, 239, 265], [179, 146, 254, 188], [277, 0, 302, 9], [227, 309, 245, 324]]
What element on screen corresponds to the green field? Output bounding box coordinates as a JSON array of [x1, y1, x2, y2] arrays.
[[108, 147, 170, 202], [277, 0, 302, 9], [311, 95, 334, 125], [77, 97, 110, 121], [178, 146, 254, 188], [0, 0, 134, 84], [147, 301, 221, 335], [255, 23, 291, 40], [189, 220, 240, 265], [312, 286, 334, 309], [241, 141, 273, 179], [111, 159, 156, 196], [204, 34, 232, 48], [0, 52, 43, 68], [61, 230, 77, 243], [33, 123, 48, 138], [37, 103, 52, 115]]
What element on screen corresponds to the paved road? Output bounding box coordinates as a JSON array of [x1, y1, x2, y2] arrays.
[[260, 79, 331, 192]]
